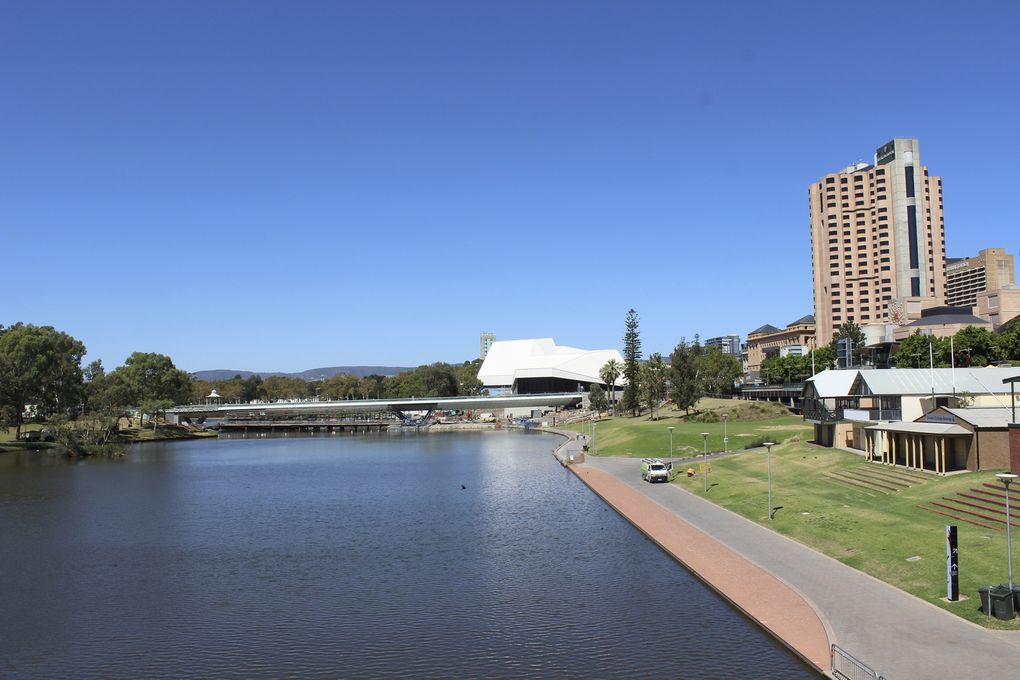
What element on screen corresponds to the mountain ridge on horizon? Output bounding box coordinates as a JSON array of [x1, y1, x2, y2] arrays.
[[192, 366, 415, 382]]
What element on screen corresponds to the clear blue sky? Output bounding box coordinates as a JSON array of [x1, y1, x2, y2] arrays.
[[3, 1, 1018, 373]]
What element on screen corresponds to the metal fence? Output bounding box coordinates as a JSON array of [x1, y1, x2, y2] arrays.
[[831, 644, 888, 680]]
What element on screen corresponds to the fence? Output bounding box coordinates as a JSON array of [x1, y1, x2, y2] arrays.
[[831, 644, 888, 680]]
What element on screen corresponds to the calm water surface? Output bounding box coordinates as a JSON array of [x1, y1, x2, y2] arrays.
[[0, 432, 817, 678]]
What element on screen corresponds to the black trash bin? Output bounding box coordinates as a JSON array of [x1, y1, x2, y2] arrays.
[[979, 586, 992, 615], [989, 585, 1016, 620], [1012, 584, 1020, 614]]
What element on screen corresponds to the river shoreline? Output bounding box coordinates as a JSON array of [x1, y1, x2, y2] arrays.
[[547, 432, 830, 674]]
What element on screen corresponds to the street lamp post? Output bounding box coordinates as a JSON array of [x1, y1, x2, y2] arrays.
[[722, 414, 729, 453], [701, 432, 710, 492], [997, 473, 1018, 590], [764, 441, 776, 519], [668, 426, 674, 469]]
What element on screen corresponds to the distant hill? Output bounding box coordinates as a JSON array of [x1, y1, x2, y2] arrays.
[[193, 366, 415, 382]]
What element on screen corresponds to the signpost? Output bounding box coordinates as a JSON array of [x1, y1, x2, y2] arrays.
[[946, 525, 959, 601]]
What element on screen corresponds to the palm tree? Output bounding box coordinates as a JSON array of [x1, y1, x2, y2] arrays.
[[599, 358, 622, 415]]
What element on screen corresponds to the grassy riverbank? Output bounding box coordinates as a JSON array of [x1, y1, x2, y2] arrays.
[[560, 398, 812, 458], [562, 398, 1019, 628], [1, 423, 217, 452], [674, 441, 1020, 628]]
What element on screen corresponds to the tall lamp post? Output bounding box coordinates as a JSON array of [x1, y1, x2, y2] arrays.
[[722, 414, 729, 453], [764, 441, 776, 520], [667, 426, 675, 469], [997, 473, 1018, 590], [701, 432, 710, 492]]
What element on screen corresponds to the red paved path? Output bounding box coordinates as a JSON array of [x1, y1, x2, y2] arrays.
[[571, 465, 832, 673]]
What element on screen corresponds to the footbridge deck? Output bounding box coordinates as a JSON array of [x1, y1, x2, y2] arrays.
[[167, 393, 584, 420]]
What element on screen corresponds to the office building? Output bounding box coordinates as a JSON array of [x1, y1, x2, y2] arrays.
[[480, 332, 497, 360], [705, 334, 741, 355], [976, 285, 1020, 328], [809, 139, 946, 346], [945, 247, 1015, 307]]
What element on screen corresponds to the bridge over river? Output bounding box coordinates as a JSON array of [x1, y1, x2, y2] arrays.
[[167, 393, 584, 426]]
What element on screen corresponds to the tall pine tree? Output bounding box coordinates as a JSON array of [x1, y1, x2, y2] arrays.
[[621, 309, 642, 416]]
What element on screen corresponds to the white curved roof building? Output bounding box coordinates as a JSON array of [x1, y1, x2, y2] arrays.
[[477, 338, 625, 394]]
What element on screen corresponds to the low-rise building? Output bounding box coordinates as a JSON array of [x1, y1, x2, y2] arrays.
[[744, 315, 816, 380], [891, 306, 992, 342], [866, 406, 1013, 473], [803, 367, 1020, 472]]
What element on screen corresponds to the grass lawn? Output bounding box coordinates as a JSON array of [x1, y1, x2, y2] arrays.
[[675, 441, 1020, 628], [560, 398, 812, 458]]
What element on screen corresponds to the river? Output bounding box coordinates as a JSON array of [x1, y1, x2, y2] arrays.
[[0, 431, 817, 678]]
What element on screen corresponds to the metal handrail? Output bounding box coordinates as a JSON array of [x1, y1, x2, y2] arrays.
[[831, 644, 887, 680]]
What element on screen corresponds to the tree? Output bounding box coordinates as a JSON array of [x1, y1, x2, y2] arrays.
[[697, 347, 742, 395], [812, 346, 836, 373], [599, 358, 622, 415], [893, 332, 949, 368], [420, 363, 458, 397], [830, 321, 867, 367], [997, 317, 1020, 361], [952, 325, 1000, 367], [0, 323, 86, 438], [110, 352, 194, 426], [640, 352, 668, 420], [588, 383, 609, 415], [621, 309, 643, 416], [669, 338, 701, 415], [261, 375, 313, 400], [452, 359, 483, 396], [86, 369, 133, 415], [239, 374, 265, 402]]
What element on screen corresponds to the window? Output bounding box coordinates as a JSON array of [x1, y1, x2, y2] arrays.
[[905, 166, 915, 198]]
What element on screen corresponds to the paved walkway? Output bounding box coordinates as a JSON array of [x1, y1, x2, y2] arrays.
[[577, 456, 1020, 680]]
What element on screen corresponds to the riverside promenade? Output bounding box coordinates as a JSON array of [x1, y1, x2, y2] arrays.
[[576, 455, 1020, 680]]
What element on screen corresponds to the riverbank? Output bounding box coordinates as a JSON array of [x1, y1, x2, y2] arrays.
[[568, 462, 831, 673]]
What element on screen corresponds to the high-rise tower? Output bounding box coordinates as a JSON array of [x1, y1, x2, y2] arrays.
[[809, 139, 946, 346]]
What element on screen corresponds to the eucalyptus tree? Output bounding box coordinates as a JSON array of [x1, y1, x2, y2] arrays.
[[669, 338, 701, 415], [640, 352, 668, 420], [0, 323, 86, 438]]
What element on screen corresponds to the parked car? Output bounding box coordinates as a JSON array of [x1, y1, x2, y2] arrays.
[[641, 458, 669, 483]]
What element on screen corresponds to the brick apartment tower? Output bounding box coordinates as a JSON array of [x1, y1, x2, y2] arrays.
[[809, 139, 947, 346]]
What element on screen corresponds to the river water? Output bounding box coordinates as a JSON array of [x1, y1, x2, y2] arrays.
[[0, 431, 817, 678]]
